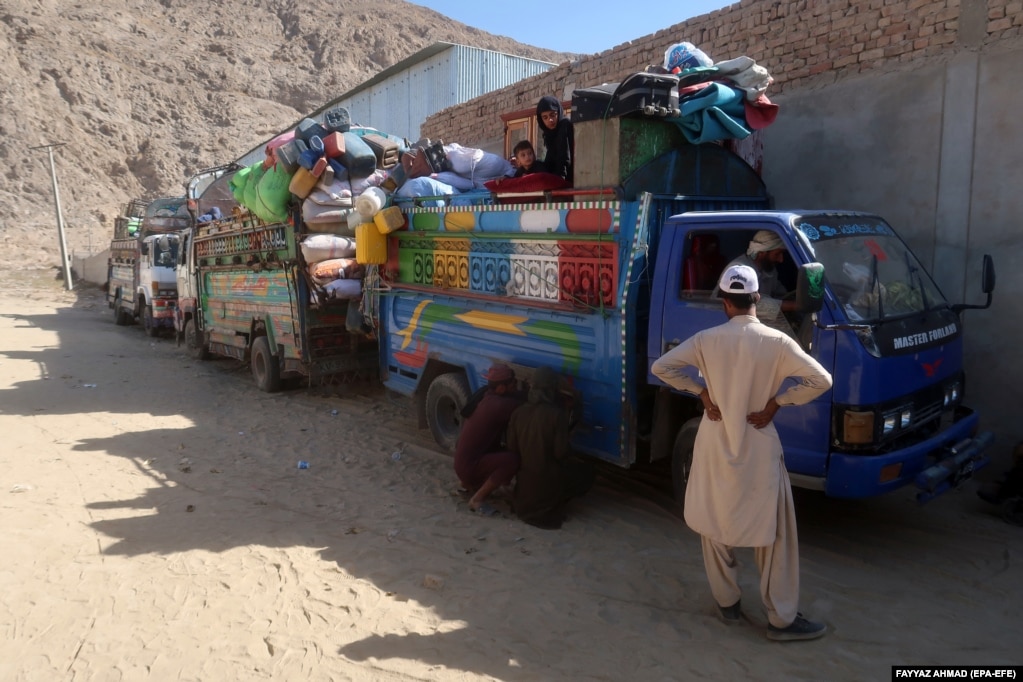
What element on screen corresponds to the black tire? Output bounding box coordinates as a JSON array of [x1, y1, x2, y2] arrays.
[[113, 293, 129, 326], [425, 372, 471, 453], [251, 336, 281, 393], [671, 418, 701, 506], [183, 319, 209, 361], [143, 304, 159, 337]]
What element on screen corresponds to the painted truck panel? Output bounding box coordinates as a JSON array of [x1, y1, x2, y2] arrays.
[[187, 209, 376, 387]]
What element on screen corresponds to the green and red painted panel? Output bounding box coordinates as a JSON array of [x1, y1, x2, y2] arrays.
[[394, 200, 621, 308]]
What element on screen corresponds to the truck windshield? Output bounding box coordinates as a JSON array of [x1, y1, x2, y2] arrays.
[[154, 239, 179, 266], [796, 216, 947, 322]]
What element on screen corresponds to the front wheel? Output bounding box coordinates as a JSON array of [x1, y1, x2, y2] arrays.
[[425, 372, 471, 453], [143, 305, 158, 337], [671, 418, 701, 506], [183, 319, 209, 361], [251, 336, 281, 393]]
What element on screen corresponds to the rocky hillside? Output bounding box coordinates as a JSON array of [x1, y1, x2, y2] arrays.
[[0, 0, 570, 269]]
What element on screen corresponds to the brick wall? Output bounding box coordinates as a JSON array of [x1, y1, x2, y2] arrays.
[[424, 0, 1022, 147]]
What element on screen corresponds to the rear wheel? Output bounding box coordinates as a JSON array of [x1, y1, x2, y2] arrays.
[[425, 372, 471, 453], [251, 336, 281, 393], [671, 419, 701, 506], [183, 319, 209, 361]]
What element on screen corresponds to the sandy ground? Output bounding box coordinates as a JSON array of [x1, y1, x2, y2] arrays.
[[1, 268, 1021, 682]]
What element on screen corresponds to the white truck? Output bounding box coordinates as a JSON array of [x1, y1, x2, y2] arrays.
[[107, 197, 187, 336]]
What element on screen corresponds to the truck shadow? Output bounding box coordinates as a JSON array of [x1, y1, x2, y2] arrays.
[[5, 282, 1022, 679]]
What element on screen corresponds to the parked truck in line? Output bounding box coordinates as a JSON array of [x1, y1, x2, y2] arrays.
[[179, 112, 994, 502], [175, 165, 377, 389], [107, 197, 188, 336], [371, 116, 995, 503]]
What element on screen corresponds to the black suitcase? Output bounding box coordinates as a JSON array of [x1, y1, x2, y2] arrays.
[[571, 73, 680, 123], [571, 83, 618, 123], [608, 72, 680, 118]]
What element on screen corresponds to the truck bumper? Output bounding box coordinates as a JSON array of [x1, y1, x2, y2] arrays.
[[152, 300, 177, 327], [824, 409, 992, 501]]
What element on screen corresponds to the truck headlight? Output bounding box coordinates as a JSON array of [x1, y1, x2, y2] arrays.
[[881, 404, 912, 436], [843, 410, 874, 444]]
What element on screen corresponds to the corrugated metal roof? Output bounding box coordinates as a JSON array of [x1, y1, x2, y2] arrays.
[[235, 42, 554, 168]]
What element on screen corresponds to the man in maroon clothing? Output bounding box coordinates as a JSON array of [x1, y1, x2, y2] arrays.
[[454, 363, 524, 515]]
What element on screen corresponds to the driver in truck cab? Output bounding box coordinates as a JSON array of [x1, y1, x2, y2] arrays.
[[714, 230, 798, 337]]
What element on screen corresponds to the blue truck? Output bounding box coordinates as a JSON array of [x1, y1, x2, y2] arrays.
[[373, 116, 995, 502]]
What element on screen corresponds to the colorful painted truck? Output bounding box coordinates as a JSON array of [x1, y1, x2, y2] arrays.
[[372, 116, 995, 502], [107, 197, 187, 336], [175, 166, 377, 390]]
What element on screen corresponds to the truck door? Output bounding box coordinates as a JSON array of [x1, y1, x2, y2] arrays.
[[651, 226, 750, 360], [650, 222, 834, 481]]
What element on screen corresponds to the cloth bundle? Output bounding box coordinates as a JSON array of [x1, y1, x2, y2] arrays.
[[308, 257, 364, 285], [301, 234, 364, 303], [649, 42, 781, 143]]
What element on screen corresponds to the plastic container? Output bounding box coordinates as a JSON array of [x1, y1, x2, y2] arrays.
[[356, 221, 387, 265], [289, 167, 318, 199], [374, 205, 406, 234], [355, 186, 387, 219]]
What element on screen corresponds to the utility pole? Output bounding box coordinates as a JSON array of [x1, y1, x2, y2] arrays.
[[30, 142, 73, 291]]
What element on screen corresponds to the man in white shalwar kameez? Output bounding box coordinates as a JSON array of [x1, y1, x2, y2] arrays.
[[652, 264, 833, 641]]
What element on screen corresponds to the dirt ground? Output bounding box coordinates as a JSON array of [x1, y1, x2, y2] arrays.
[[1, 269, 1020, 682]]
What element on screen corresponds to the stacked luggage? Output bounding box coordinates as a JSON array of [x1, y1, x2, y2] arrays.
[[571, 73, 681, 124]]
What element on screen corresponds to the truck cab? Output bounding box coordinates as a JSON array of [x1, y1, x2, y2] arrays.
[[649, 211, 995, 501], [136, 232, 180, 336], [107, 197, 187, 336]]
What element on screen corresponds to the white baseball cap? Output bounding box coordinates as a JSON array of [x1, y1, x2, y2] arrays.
[[718, 264, 759, 294]]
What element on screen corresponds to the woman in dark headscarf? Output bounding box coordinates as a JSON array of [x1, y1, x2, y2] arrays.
[[535, 96, 574, 185]]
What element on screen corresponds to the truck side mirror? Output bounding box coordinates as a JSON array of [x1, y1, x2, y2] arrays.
[[982, 253, 995, 294], [952, 254, 995, 315], [795, 262, 825, 314], [140, 242, 149, 256]]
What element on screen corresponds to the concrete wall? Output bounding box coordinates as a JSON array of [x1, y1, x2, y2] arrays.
[[420, 0, 1023, 449], [73, 249, 109, 286], [766, 46, 1023, 446]]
